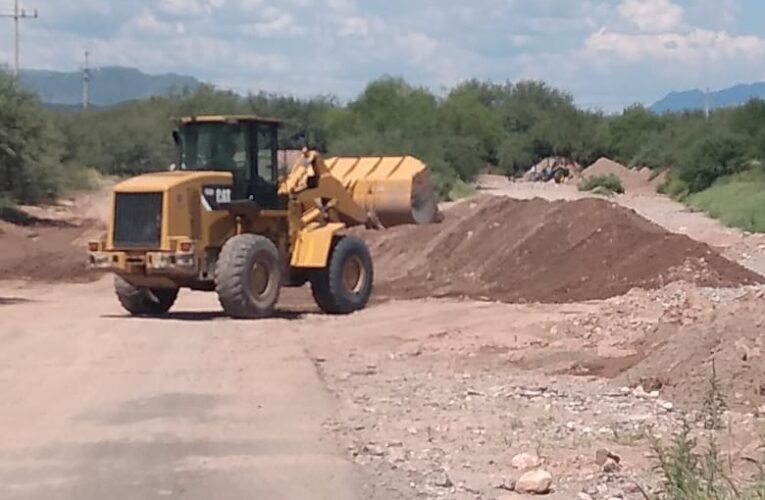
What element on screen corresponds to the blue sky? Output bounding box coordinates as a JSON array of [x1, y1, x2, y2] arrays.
[[3, 0, 765, 109]]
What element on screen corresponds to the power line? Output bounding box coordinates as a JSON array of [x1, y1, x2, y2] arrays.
[[0, 0, 38, 77]]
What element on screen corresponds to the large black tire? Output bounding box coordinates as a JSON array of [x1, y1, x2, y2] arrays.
[[215, 234, 282, 319], [311, 236, 373, 315], [114, 275, 179, 316]]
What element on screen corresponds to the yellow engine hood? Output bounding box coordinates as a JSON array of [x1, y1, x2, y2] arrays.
[[114, 171, 233, 193]]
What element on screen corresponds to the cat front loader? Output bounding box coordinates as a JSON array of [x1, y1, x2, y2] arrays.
[[87, 115, 441, 319]]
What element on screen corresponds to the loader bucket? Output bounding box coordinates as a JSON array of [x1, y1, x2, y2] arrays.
[[325, 156, 441, 227]]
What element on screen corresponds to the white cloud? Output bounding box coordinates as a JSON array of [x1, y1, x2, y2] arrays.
[[618, 0, 684, 33], [243, 7, 301, 37], [158, 0, 223, 17], [396, 33, 438, 65], [338, 17, 369, 37], [122, 10, 175, 37], [586, 27, 765, 64]]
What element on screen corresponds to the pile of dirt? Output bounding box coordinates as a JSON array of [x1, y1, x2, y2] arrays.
[[614, 287, 765, 408], [364, 195, 762, 304], [0, 219, 104, 283], [581, 157, 655, 193], [0, 183, 112, 283]]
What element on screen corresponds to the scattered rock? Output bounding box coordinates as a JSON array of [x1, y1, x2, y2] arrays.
[[387, 447, 406, 463], [633, 386, 659, 399], [432, 471, 453, 488], [496, 478, 516, 491], [639, 377, 664, 392], [515, 469, 553, 494], [595, 449, 621, 466], [511, 452, 541, 470], [361, 444, 385, 457], [578, 493, 594, 500], [603, 457, 621, 474]]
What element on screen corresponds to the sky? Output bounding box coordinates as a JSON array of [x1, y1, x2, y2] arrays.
[[2, 0, 765, 110]]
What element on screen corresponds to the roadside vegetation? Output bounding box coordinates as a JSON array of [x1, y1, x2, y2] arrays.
[[579, 174, 625, 195], [2, 68, 765, 228], [651, 367, 765, 500]]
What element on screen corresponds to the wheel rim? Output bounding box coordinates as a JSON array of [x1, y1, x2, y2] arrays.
[[249, 258, 271, 298], [342, 255, 365, 295]]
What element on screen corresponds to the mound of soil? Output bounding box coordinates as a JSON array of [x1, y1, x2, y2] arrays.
[[582, 157, 654, 193], [0, 220, 104, 283], [364, 195, 762, 304], [615, 288, 765, 408]]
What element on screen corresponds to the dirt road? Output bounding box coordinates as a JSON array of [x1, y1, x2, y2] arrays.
[[0, 280, 362, 500]]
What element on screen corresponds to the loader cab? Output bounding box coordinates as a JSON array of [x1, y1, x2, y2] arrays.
[[174, 115, 281, 209]]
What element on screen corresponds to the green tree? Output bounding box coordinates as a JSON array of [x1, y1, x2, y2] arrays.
[[678, 134, 753, 192], [0, 72, 64, 204]]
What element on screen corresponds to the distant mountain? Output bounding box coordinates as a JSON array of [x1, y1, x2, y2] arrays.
[[651, 82, 765, 113], [20, 66, 202, 107]]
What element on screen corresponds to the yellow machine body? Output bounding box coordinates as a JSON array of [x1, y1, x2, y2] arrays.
[[88, 116, 441, 293]]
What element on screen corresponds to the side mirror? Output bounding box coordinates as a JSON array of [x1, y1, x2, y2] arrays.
[[172, 130, 181, 145]]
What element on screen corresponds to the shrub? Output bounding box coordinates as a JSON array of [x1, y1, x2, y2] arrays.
[[447, 179, 476, 201], [578, 174, 625, 194], [0, 72, 64, 204], [677, 134, 753, 193], [651, 365, 765, 500], [659, 172, 690, 200]]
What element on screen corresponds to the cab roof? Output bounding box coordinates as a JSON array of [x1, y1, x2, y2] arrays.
[[177, 114, 282, 125]]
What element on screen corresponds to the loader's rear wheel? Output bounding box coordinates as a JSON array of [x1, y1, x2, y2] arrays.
[[215, 234, 282, 319], [311, 236, 373, 314], [114, 275, 179, 316]]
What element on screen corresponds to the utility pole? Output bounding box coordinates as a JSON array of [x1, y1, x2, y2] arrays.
[[0, 0, 38, 77], [704, 87, 711, 120], [82, 50, 91, 109]]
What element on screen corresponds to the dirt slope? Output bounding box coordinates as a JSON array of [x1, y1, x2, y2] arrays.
[[581, 157, 654, 193], [363, 195, 762, 304], [0, 220, 103, 282]]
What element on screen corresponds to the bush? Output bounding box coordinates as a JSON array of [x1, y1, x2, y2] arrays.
[[0, 196, 35, 224], [447, 179, 476, 201], [578, 174, 625, 194], [651, 365, 765, 500], [0, 71, 64, 204], [677, 134, 753, 193], [659, 172, 690, 200]]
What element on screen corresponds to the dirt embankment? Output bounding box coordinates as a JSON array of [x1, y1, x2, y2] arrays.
[[580, 157, 667, 193], [0, 188, 110, 283], [363, 195, 762, 304], [0, 219, 104, 283]]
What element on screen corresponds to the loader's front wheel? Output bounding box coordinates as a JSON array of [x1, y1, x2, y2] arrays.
[[215, 234, 282, 319], [114, 276, 179, 316], [311, 236, 373, 314]]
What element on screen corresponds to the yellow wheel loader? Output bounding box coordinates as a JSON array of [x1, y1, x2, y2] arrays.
[[88, 115, 440, 319]]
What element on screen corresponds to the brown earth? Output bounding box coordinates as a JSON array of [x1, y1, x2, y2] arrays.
[[363, 195, 762, 304], [581, 157, 655, 193], [0, 220, 104, 282], [0, 183, 110, 283]]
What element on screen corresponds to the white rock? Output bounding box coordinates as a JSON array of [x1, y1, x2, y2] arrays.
[[516, 469, 553, 494], [511, 452, 541, 470]]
